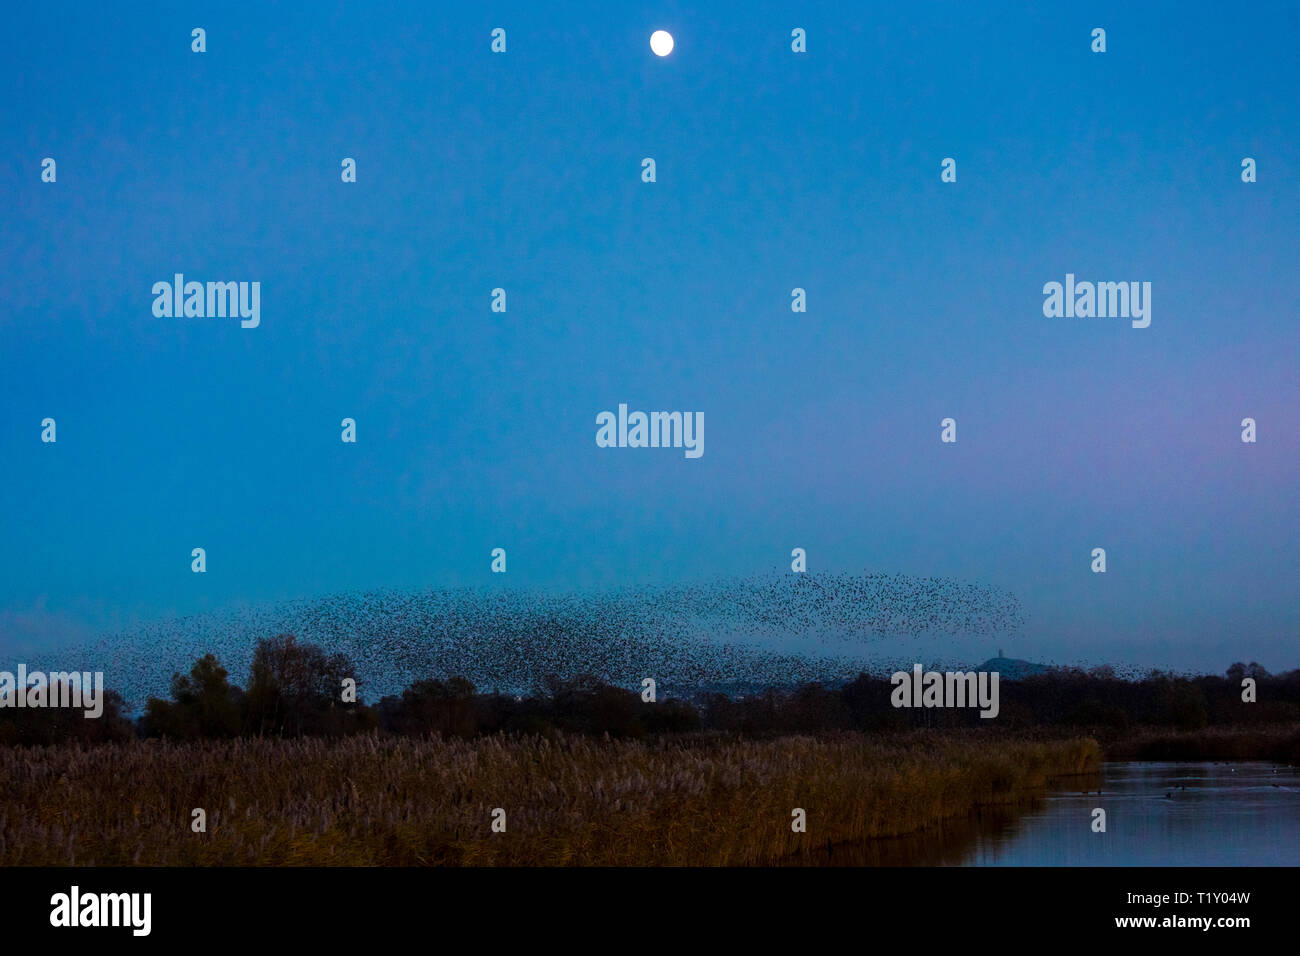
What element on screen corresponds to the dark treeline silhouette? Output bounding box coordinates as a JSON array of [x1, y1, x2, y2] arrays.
[[2, 635, 1298, 747], [142, 634, 375, 739], [378, 674, 701, 740], [0, 687, 134, 746], [801, 662, 1297, 734]]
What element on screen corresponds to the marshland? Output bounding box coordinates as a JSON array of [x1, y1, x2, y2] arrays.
[[1, 636, 1297, 866], [0, 731, 1101, 866]]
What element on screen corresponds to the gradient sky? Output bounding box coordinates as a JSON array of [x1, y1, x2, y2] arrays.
[[2, 1, 1298, 676]]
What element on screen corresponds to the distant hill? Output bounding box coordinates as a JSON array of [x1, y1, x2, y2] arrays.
[[976, 656, 1052, 680]]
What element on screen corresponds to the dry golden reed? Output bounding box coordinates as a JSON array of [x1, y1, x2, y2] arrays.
[[0, 731, 1099, 866]]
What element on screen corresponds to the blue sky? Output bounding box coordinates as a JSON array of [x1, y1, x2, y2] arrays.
[[2, 1, 1298, 680]]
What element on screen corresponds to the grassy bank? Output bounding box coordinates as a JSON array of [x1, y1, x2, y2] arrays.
[[0, 731, 1099, 866]]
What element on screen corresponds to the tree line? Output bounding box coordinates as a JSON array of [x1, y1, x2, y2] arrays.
[[1, 633, 1297, 746]]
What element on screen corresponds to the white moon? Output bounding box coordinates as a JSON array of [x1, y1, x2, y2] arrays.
[[650, 30, 674, 57]]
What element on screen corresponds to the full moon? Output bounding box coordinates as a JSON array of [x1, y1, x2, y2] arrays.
[[650, 30, 674, 57]]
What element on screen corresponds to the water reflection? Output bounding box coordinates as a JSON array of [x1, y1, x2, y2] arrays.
[[782, 762, 1300, 866]]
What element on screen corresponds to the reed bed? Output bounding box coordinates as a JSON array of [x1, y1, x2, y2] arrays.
[[0, 731, 1099, 866]]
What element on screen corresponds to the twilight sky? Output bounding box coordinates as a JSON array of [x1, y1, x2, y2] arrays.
[[2, 0, 1298, 681]]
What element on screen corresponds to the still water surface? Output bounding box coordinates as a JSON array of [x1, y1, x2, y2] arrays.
[[789, 761, 1300, 866]]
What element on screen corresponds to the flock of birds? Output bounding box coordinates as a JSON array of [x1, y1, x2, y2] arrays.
[[66, 571, 1027, 706]]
